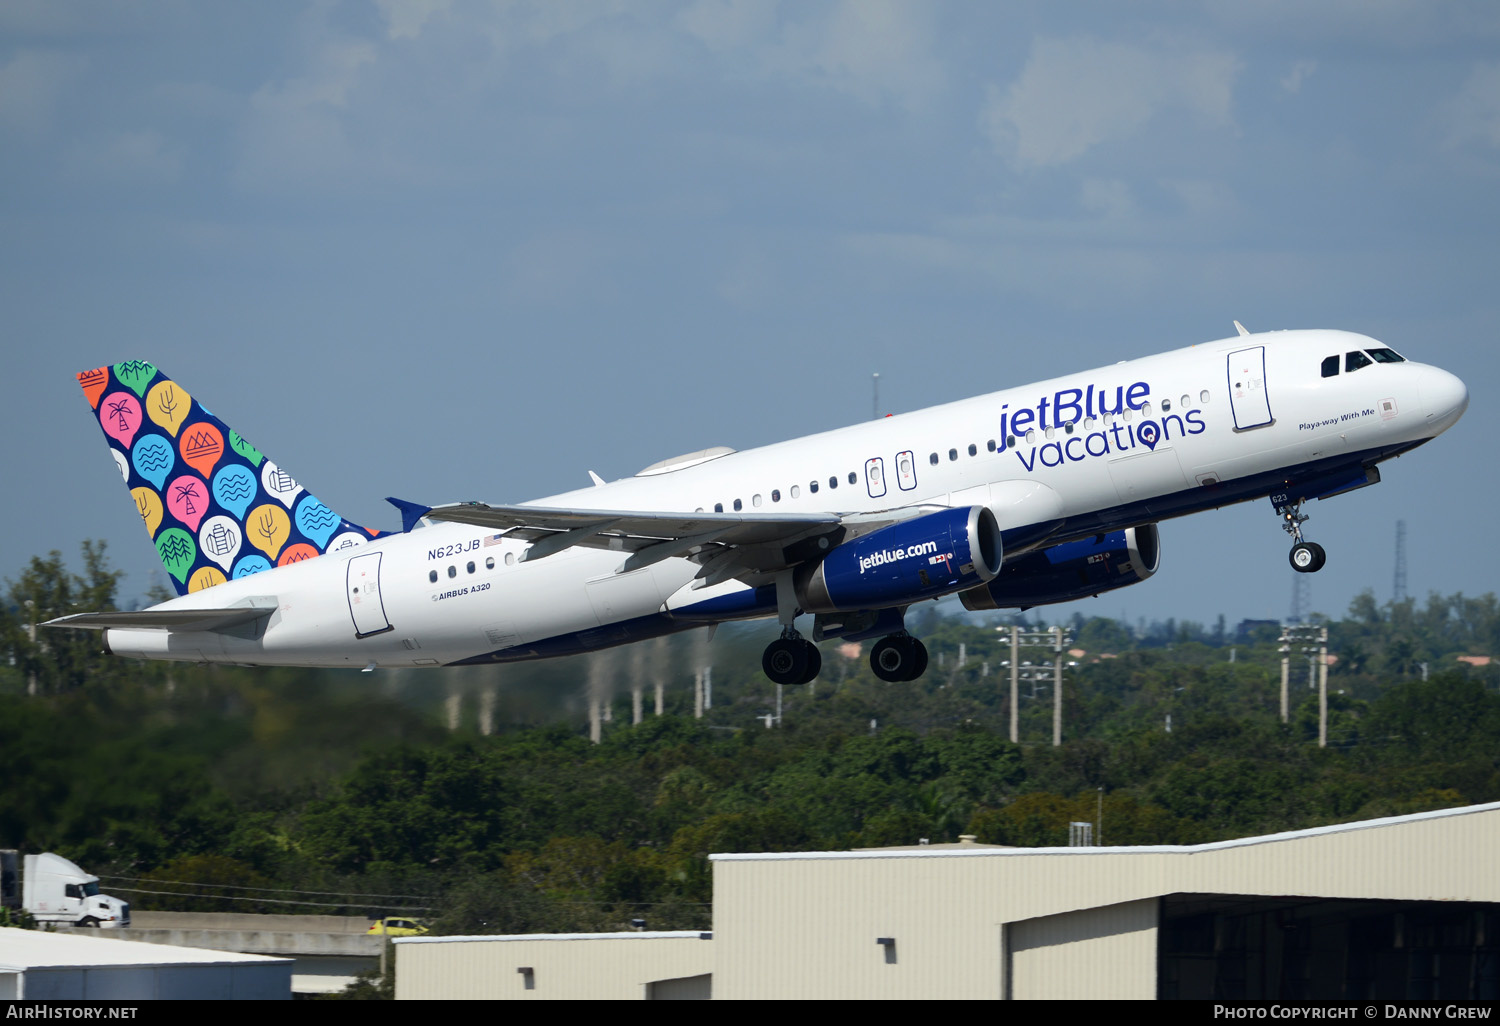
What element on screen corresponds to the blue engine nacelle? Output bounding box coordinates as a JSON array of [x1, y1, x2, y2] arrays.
[[959, 524, 1160, 611], [796, 506, 1003, 614]]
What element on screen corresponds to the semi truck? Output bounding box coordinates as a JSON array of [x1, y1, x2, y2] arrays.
[[0, 850, 130, 928]]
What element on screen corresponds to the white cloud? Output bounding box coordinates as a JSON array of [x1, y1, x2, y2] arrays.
[[678, 0, 944, 109], [1442, 62, 1500, 150], [235, 37, 377, 188], [373, 0, 451, 41], [1281, 59, 1317, 94], [786, 0, 944, 110], [1079, 179, 1136, 220], [64, 130, 184, 184], [677, 0, 777, 51], [982, 36, 1243, 168]]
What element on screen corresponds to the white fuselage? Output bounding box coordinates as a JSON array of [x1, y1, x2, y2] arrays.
[[104, 329, 1467, 668]]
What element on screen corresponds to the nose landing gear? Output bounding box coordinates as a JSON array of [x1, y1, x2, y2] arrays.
[[1279, 497, 1326, 573]]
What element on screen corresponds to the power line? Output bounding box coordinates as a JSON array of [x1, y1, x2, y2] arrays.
[[96, 875, 433, 902]]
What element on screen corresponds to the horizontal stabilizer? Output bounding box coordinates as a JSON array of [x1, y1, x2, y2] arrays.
[[44, 606, 275, 633], [386, 496, 433, 533]]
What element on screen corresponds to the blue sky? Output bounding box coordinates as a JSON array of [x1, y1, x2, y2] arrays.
[[3, 0, 1497, 630]]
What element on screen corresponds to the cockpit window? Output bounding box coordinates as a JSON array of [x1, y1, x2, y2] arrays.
[[1366, 348, 1405, 363], [1345, 351, 1372, 373], [1321, 355, 1340, 378]]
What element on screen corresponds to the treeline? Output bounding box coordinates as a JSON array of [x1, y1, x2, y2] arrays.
[[2, 544, 1499, 937]]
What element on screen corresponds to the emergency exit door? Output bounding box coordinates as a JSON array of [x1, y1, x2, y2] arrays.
[[347, 551, 393, 638], [1227, 346, 1273, 430]]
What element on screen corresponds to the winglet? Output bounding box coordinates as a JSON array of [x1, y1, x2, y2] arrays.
[[1234, 320, 1250, 337], [385, 497, 432, 533]]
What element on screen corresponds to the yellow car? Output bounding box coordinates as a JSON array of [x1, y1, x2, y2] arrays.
[[367, 917, 428, 937]]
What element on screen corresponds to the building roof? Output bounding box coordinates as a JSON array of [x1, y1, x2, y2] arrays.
[[395, 931, 710, 945], [0, 929, 291, 971], [710, 800, 1500, 861]]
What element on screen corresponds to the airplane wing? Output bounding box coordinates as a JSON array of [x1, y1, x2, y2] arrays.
[[44, 607, 276, 632], [419, 501, 933, 587]]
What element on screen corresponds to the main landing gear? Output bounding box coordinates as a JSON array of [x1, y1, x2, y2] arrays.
[[870, 633, 928, 683], [1280, 497, 1327, 574], [762, 629, 822, 686]]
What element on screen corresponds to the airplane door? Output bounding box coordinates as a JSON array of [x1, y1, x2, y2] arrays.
[[1227, 346, 1273, 430], [347, 552, 393, 638]]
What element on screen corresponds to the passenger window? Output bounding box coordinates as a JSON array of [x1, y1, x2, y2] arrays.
[[1025, 430, 1036, 444], [752, 494, 762, 507], [733, 498, 743, 511], [466, 560, 475, 574], [1161, 400, 1171, 412], [1321, 355, 1340, 378], [1007, 435, 1016, 448], [828, 477, 838, 489], [1199, 390, 1210, 403], [714, 503, 723, 513], [986, 439, 996, 452], [948, 448, 958, 461], [485, 556, 494, 570], [1063, 423, 1074, 434], [929, 452, 939, 466], [429, 570, 438, 584], [790, 485, 800, 498], [809, 481, 819, 493], [1044, 427, 1055, 439], [447, 565, 457, 579], [1346, 351, 1372, 372], [771, 490, 780, 503], [967, 443, 977, 456], [505, 552, 515, 566], [848, 471, 857, 484], [1180, 395, 1190, 408]]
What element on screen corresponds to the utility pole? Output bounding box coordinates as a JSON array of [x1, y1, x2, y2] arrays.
[[1278, 622, 1329, 742], [1393, 519, 1408, 603], [1009, 626, 1019, 743], [1052, 625, 1064, 748], [1001, 623, 1073, 746]]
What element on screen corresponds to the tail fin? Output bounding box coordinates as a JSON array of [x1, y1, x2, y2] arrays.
[[78, 361, 388, 595]]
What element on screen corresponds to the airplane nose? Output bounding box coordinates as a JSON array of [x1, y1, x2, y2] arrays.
[[1419, 365, 1468, 433]]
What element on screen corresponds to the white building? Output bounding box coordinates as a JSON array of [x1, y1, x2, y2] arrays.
[[0, 928, 292, 1000], [395, 801, 1500, 1000]]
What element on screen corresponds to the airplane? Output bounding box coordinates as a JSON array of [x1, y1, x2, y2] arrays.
[[48, 327, 1467, 685]]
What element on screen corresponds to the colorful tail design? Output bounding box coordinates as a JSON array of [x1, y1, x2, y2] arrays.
[[78, 361, 388, 595]]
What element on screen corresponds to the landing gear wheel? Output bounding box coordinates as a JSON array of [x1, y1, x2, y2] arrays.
[[799, 644, 822, 685], [763, 638, 809, 685], [907, 639, 928, 681], [1290, 541, 1326, 573], [871, 635, 928, 682]]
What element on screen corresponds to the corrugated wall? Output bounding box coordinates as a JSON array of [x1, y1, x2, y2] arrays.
[[395, 934, 713, 1000], [1008, 899, 1158, 1000]]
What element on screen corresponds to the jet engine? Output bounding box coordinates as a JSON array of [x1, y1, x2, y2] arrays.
[[959, 524, 1160, 610], [797, 505, 1003, 614]]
